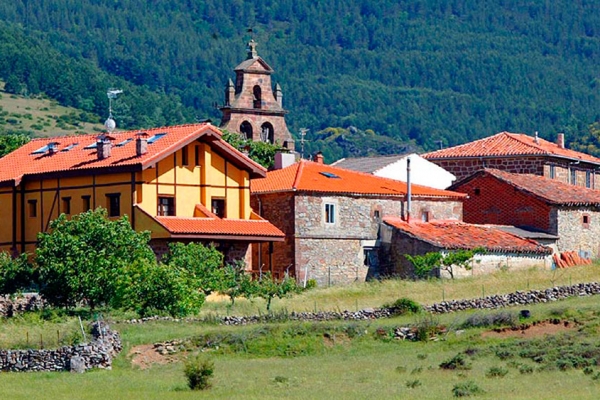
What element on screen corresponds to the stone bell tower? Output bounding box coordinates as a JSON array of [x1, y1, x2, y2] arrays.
[[219, 40, 294, 150]]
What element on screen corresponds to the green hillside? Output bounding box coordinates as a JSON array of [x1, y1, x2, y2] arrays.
[[0, 0, 598, 160]]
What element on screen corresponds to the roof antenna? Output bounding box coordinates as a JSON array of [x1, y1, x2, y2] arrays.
[[105, 89, 123, 133], [534, 131, 539, 144], [299, 128, 309, 159]]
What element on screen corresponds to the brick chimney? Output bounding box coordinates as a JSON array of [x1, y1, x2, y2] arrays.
[[97, 136, 113, 160], [557, 133, 565, 149], [313, 151, 324, 164], [136, 133, 148, 156]]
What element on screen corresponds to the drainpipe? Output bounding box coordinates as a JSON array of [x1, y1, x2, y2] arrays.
[[256, 195, 262, 272], [406, 156, 411, 223]]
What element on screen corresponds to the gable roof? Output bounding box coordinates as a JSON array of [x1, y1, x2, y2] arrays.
[[0, 123, 266, 186], [251, 160, 466, 199], [451, 168, 600, 206], [234, 57, 274, 73], [423, 132, 600, 165], [331, 154, 410, 173], [383, 217, 551, 255]]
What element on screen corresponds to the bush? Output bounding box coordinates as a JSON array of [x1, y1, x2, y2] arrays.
[[452, 381, 484, 397], [440, 353, 472, 370], [461, 311, 518, 329], [304, 279, 317, 290], [485, 366, 508, 378], [384, 297, 422, 315], [184, 355, 214, 391], [405, 379, 421, 388]]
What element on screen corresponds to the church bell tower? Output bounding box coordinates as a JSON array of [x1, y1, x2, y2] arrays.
[[219, 40, 294, 150]]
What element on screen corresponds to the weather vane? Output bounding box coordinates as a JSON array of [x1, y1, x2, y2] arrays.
[[105, 89, 123, 133]]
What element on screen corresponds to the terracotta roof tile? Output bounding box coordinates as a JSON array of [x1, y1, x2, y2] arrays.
[[455, 168, 600, 206], [155, 216, 285, 239], [0, 123, 266, 185], [383, 217, 551, 254], [251, 160, 466, 199], [423, 132, 600, 165]]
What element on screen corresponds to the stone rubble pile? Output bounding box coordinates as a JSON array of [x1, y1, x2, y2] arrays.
[[0, 321, 122, 373], [0, 294, 44, 317]]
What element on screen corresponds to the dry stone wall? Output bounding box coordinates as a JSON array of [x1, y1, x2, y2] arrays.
[[0, 294, 44, 317], [0, 322, 122, 372]]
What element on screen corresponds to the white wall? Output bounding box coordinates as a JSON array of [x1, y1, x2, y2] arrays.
[[374, 154, 456, 189]]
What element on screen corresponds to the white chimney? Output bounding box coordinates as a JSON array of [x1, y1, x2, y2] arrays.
[[274, 152, 295, 169]]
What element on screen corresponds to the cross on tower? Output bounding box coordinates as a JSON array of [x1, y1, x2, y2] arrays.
[[247, 39, 258, 59]]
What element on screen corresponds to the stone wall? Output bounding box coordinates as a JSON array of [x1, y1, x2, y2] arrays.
[[0, 322, 122, 372], [150, 239, 252, 266], [555, 207, 600, 258], [0, 294, 44, 317]]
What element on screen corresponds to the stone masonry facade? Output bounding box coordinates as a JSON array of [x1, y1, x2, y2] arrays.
[[553, 208, 600, 258], [253, 191, 463, 286], [433, 156, 598, 188]]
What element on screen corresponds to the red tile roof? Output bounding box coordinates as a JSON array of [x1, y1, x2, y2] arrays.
[[251, 160, 466, 199], [453, 168, 600, 206], [384, 217, 551, 254], [0, 123, 266, 186], [423, 132, 600, 165], [154, 215, 285, 241]]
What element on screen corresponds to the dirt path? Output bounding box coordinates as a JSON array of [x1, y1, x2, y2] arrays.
[[481, 320, 575, 339], [128, 344, 175, 370]]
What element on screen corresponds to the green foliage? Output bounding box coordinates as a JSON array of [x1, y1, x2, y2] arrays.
[[304, 279, 318, 290], [0, 133, 30, 157], [406, 248, 484, 279], [184, 355, 214, 391], [35, 208, 155, 309], [440, 353, 472, 370], [221, 130, 287, 168], [452, 381, 485, 397], [0, 252, 34, 295], [405, 379, 422, 388], [162, 242, 224, 296], [383, 297, 423, 315], [485, 366, 508, 378], [116, 259, 205, 318], [218, 260, 254, 306], [250, 272, 302, 311], [460, 311, 518, 329]]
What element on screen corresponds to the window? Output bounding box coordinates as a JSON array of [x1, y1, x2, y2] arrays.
[[253, 85, 262, 109], [260, 122, 274, 143], [571, 168, 577, 185], [194, 146, 200, 166], [325, 203, 335, 224], [28, 200, 37, 218], [549, 165, 556, 179], [474, 188, 481, 196], [181, 147, 189, 166], [586, 171, 592, 188], [583, 214, 590, 229], [106, 193, 121, 217], [211, 198, 226, 218], [421, 211, 430, 222], [158, 196, 175, 216], [240, 121, 253, 140], [82, 195, 91, 212], [62, 197, 71, 215], [373, 210, 380, 219]]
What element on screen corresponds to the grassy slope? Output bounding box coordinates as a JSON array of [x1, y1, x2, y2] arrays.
[[2, 264, 600, 398], [0, 84, 104, 137]]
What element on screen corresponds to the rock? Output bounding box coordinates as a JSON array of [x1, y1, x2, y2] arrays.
[[70, 356, 86, 373]]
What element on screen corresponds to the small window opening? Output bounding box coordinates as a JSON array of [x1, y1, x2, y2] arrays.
[[106, 193, 121, 217], [583, 214, 590, 228], [474, 188, 481, 196], [158, 196, 175, 216], [194, 145, 200, 166], [373, 210, 380, 219], [586, 171, 591, 188], [325, 203, 335, 224], [211, 198, 226, 218], [253, 86, 262, 109], [421, 211, 430, 222], [181, 147, 189, 166], [320, 172, 341, 179], [62, 197, 71, 215], [549, 165, 556, 179], [28, 200, 37, 218], [82, 195, 91, 212]]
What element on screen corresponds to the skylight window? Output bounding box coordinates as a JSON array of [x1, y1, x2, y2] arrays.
[[84, 142, 98, 149], [147, 133, 167, 144], [116, 138, 134, 147], [61, 143, 79, 152], [31, 142, 59, 154], [320, 172, 341, 179]]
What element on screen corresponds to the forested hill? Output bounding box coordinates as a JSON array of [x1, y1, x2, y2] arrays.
[[0, 0, 599, 161]]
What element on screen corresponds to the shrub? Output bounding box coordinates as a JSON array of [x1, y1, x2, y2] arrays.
[[461, 311, 518, 329], [414, 314, 444, 341], [518, 364, 534, 374], [485, 366, 508, 378], [452, 381, 484, 397], [440, 353, 472, 370], [384, 297, 422, 315], [405, 379, 421, 388], [304, 279, 317, 290], [184, 355, 214, 391]]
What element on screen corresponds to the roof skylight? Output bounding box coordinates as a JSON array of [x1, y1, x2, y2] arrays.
[[61, 143, 79, 152], [320, 171, 341, 179], [147, 133, 167, 144], [116, 138, 134, 147]]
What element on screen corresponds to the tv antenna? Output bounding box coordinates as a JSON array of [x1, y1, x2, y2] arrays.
[[434, 140, 444, 150], [299, 128, 309, 159], [105, 89, 123, 133]]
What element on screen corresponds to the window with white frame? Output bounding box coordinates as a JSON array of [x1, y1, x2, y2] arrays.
[[325, 203, 336, 224]]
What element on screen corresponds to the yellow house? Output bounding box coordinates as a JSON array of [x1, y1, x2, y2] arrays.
[[0, 123, 284, 264]]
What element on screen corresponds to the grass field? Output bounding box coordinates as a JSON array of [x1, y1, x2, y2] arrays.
[[2, 265, 600, 399]]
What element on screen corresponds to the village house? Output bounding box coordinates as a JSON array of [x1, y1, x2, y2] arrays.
[[250, 155, 466, 285], [219, 39, 295, 150], [449, 168, 600, 258], [380, 218, 552, 278], [331, 153, 456, 189], [0, 123, 284, 265], [423, 131, 600, 187]]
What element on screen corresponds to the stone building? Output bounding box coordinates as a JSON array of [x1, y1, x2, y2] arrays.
[[450, 168, 600, 258], [250, 158, 466, 285], [219, 40, 295, 150], [423, 131, 600, 187], [380, 218, 552, 278]]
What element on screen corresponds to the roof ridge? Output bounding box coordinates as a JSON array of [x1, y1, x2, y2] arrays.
[[291, 160, 305, 190]]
